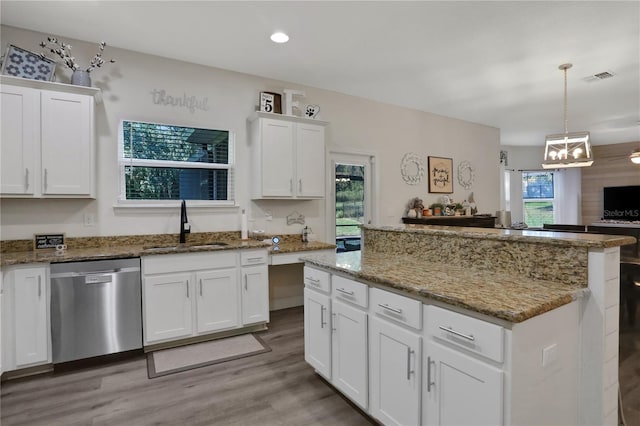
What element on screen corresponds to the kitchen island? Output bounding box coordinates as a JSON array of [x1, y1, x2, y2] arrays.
[[301, 225, 635, 426]]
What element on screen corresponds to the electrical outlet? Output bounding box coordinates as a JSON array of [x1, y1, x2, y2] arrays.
[[265, 211, 273, 221], [84, 213, 95, 227]]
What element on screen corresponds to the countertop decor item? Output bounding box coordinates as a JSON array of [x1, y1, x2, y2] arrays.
[[400, 152, 425, 185], [39, 37, 116, 85], [428, 156, 453, 193], [457, 160, 475, 189], [1, 44, 55, 81]]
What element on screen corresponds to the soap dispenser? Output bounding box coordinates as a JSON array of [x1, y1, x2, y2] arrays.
[[302, 226, 309, 243]]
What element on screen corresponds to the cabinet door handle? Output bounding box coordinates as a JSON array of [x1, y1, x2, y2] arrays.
[[378, 303, 403, 314], [407, 348, 414, 380], [336, 287, 354, 296], [332, 312, 336, 331], [439, 325, 475, 341], [38, 275, 41, 298], [44, 168, 48, 190], [289, 179, 293, 194], [320, 305, 327, 328], [244, 273, 248, 290], [186, 280, 189, 298], [298, 179, 302, 192], [199, 279, 203, 296], [25, 168, 29, 190], [427, 356, 435, 392]]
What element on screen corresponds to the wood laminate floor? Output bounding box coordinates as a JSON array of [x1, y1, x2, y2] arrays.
[[0, 307, 374, 426], [2, 306, 640, 426]]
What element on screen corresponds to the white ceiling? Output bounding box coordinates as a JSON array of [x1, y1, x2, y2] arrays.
[[2, 1, 639, 147]]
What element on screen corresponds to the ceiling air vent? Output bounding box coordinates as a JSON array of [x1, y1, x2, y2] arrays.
[[583, 70, 616, 83]]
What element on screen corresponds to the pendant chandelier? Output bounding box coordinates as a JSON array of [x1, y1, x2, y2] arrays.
[[542, 63, 594, 169]]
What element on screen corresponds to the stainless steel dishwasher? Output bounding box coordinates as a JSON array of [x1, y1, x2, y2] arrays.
[[50, 258, 142, 363]]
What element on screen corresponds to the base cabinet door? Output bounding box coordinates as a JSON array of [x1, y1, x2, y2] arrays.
[[143, 273, 193, 344], [304, 287, 331, 378], [196, 269, 239, 334], [241, 264, 269, 325], [425, 341, 503, 426], [369, 316, 422, 426], [331, 300, 368, 409], [13, 267, 48, 367]]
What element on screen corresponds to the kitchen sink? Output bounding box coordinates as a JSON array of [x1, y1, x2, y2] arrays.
[[143, 241, 229, 253]]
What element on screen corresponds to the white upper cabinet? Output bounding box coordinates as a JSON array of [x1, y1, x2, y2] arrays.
[[0, 84, 38, 195], [0, 76, 99, 198], [249, 112, 328, 199]]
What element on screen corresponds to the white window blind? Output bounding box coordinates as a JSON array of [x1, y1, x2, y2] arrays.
[[119, 120, 234, 204]]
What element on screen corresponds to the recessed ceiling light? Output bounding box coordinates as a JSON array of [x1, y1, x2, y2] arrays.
[[270, 32, 289, 43]]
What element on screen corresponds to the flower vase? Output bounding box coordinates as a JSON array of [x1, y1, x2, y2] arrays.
[[71, 70, 91, 87]]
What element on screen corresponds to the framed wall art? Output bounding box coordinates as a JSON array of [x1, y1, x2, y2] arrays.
[[1, 44, 56, 81], [428, 156, 453, 193], [259, 91, 282, 114]]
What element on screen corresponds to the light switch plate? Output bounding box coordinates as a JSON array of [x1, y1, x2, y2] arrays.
[[84, 213, 95, 227]]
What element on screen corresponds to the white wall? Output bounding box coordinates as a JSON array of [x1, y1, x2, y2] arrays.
[[500, 145, 581, 224], [0, 25, 501, 241]]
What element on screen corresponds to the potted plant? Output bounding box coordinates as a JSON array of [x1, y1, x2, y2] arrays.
[[429, 203, 444, 216], [455, 203, 464, 216]]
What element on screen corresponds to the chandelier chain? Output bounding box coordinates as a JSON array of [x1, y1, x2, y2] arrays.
[[563, 66, 569, 135]]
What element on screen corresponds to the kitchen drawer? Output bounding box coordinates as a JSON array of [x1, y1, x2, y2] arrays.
[[240, 249, 268, 266], [143, 251, 237, 274], [332, 275, 368, 309], [426, 305, 504, 363], [370, 287, 421, 330], [304, 266, 330, 293]]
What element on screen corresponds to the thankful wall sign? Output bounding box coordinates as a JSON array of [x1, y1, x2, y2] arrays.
[[150, 89, 210, 113]]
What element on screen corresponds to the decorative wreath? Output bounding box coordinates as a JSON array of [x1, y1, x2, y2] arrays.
[[457, 160, 475, 189], [400, 152, 425, 185]]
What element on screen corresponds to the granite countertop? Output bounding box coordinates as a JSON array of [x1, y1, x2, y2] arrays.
[[0, 233, 335, 267], [301, 250, 588, 323], [386, 224, 637, 248]]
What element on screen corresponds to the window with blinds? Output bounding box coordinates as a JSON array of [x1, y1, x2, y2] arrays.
[[119, 120, 234, 203]]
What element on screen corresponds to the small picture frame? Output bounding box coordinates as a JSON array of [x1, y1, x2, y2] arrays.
[[259, 91, 282, 114], [428, 156, 454, 193], [1, 44, 56, 81]]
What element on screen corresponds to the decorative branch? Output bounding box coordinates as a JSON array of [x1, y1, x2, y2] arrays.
[[40, 37, 116, 73]]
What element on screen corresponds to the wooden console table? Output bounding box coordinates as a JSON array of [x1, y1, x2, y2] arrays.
[[402, 215, 496, 228]]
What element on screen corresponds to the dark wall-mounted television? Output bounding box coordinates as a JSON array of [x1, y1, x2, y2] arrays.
[[603, 185, 640, 221]]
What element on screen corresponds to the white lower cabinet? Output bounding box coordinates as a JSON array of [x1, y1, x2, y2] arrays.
[[241, 264, 269, 325], [370, 316, 422, 426], [331, 299, 368, 409], [424, 341, 503, 425], [196, 268, 239, 334], [142, 249, 269, 346], [1, 264, 51, 371], [144, 272, 193, 342], [304, 287, 332, 378]]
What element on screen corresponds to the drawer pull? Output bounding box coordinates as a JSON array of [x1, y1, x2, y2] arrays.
[[305, 276, 321, 285], [439, 325, 475, 341], [336, 287, 354, 296], [246, 257, 263, 262], [378, 303, 403, 314]]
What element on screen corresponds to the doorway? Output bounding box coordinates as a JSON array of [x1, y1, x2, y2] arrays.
[[327, 151, 375, 252]]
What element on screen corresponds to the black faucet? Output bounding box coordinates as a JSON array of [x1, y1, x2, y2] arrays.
[[180, 200, 190, 244]]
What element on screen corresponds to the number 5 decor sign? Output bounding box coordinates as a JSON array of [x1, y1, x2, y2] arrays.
[[428, 156, 453, 193], [259, 91, 282, 114]]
